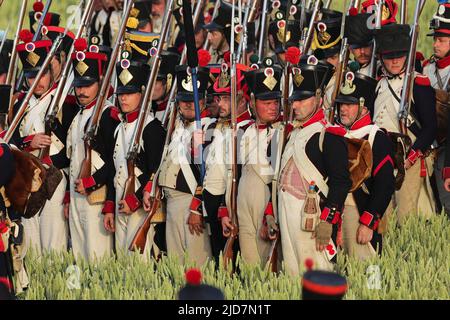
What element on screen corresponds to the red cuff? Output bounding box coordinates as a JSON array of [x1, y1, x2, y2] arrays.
[[124, 193, 141, 212], [102, 200, 115, 215], [407, 149, 422, 165], [82, 176, 96, 189], [320, 207, 342, 224], [217, 206, 229, 219], [22, 134, 36, 152], [189, 196, 202, 211], [63, 191, 70, 204], [264, 202, 274, 216], [359, 211, 380, 231], [443, 167, 450, 180], [42, 155, 53, 166], [144, 180, 152, 193]]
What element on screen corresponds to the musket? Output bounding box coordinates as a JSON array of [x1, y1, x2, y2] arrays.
[[236, 0, 250, 63], [369, 0, 383, 79], [3, 35, 64, 143], [257, 0, 269, 62], [15, 0, 54, 92], [123, 0, 174, 253], [303, 0, 321, 56], [39, 0, 95, 161], [328, 0, 351, 123], [0, 24, 10, 57], [400, 0, 407, 25], [78, 0, 134, 191], [5, 0, 28, 118], [398, 0, 426, 136], [324, 0, 332, 9], [222, 0, 239, 273]]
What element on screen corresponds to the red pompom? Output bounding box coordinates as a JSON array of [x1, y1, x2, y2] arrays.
[[33, 1, 44, 12], [223, 51, 231, 64], [349, 7, 358, 16], [185, 268, 202, 285], [285, 46, 301, 65], [416, 51, 425, 61], [305, 258, 314, 271], [197, 49, 211, 67], [74, 38, 88, 52], [19, 29, 33, 43]]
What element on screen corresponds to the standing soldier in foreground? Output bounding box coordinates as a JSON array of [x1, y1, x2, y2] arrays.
[[373, 24, 437, 224], [102, 53, 165, 256], [66, 38, 120, 261], [237, 57, 283, 267], [157, 62, 215, 266], [336, 72, 395, 259], [272, 56, 351, 276]]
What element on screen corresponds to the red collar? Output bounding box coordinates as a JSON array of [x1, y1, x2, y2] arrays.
[[200, 108, 211, 119], [436, 55, 450, 69], [155, 100, 167, 112], [124, 110, 139, 123], [349, 113, 372, 130], [301, 108, 325, 128], [257, 123, 271, 130], [237, 110, 252, 123], [83, 99, 97, 110]]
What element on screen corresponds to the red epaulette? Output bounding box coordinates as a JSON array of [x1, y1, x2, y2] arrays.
[[17, 91, 26, 101], [414, 74, 431, 86], [110, 106, 120, 121], [325, 125, 347, 137], [422, 59, 430, 68], [416, 51, 425, 62], [64, 94, 77, 105]]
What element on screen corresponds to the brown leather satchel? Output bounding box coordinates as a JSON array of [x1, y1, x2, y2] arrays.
[[387, 132, 412, 190], [346, 138, 373, 192], [435, 89, 449, 145]]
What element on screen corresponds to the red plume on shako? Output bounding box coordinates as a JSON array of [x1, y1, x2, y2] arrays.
[[74, 38, 88, 52], [197, 49, 211, 67], [33, 0, 44, 13], [286, 46, 301, 65], [19, 29, 33, 44]]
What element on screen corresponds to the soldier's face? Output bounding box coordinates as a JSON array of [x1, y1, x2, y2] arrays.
[[433, 36, 450, 59], [208, 31, 224, 50], [195, 30, 207, 49], [153, 80, 166, 101], [292, 96, 317, 121], [119, 92, 142, 113], [352, 46, 373, 66], [339, 103, 359, 127], [255, 99, 279, 123], [383, 56, 407, 75], [75, 82, 100, 106], [217, 95, 231, 118], [27, 69, 52, 97], [178, 99, 205, 121], [152, 0, 165, 18], [326, 54, 339, 68]]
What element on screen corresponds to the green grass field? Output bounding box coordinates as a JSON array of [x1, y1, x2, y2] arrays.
[[0, 0, 440, 58], [21, 213, 450, 300]]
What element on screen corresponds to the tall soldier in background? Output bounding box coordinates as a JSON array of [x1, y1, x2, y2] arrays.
[[373, 24, 437, 224], [424, 2, 450, 218], [91, 0, 123, 46], [203, 1, 232, 64]]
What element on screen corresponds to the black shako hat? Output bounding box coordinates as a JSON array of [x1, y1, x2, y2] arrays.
[[302, 270, 348, 300], [268, 9, 301, 54], [290, 55, 333, 101], [178, 269, 225, 300], [313, 15, 343, 59], [244, 57, 282, 100], [375, 23, 411, 59], [345, 13, 374, 48], [115, 51, 150, 95], [336, 71, 378, 114], [429, 2, 450, 37], [71, 38, 107, 87], [175, 65, 210, 102]]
